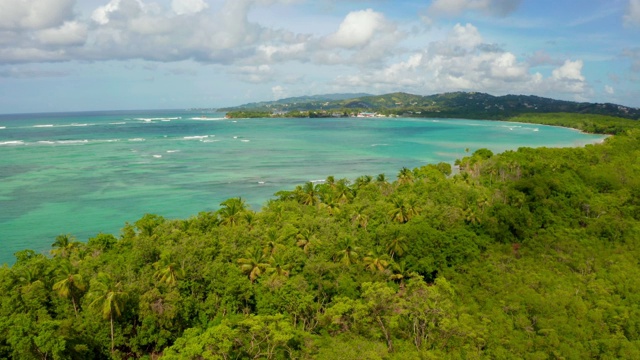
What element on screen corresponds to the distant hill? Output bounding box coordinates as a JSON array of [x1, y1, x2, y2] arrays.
[[222, 91, 640, 120], [218, 93, 371, 111]]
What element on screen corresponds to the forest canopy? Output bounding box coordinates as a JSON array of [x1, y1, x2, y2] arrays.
[[1, 113, 640, 359]]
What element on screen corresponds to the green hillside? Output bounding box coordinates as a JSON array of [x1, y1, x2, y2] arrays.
[[218, 93, 371, 111], [224, 91, 640, 120]]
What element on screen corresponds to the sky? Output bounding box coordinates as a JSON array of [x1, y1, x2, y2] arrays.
[[0, 0, 639, 113]]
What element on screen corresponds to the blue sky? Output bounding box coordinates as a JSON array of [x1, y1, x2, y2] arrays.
[[0, 0, 639, 113]]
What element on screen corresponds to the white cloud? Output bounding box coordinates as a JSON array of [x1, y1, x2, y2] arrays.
[[624, 0, 640, 27], [325, 9, 387, 48], [36, 21, 88, 46], [605, 85, 614, 95], [172, 0, 208, 15], [332, 24, 590, 101], [92, 0, 125, 25], [0, 0, 75, 30], [319, 8, 405, 65], [448, 23, 483, 49], [257, 43, 308, 62], [552, 60, 585, 81]]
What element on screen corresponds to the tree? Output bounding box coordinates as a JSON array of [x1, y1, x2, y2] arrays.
[[350, 206, 370, 230], [385, 232, 408, 259], [360, 282, 404, 352], [218, 197, 248, 226], [238, 247, 269, 282], [52, 261, 86, 317], [267, 253, 291, 278], [297, 182, 319, 206], [363, 247, 390, 272], [353, 175, 373, 191], [388, 197, 420, 223], [50, 234, 78, 258], [388, 260, 417, 288], [296, 229, 319, 255], [88, 272, 127, 353], [154, 257, 182, 287], [334, 179, 354, 204], [397, 167, 414, 185], [334, 237, 361, 266]]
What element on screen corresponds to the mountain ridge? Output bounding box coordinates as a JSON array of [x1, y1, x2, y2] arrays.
[[220, 91, 640, 120]]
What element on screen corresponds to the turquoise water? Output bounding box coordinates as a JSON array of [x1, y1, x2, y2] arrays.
[[0, 110, 605, 264]]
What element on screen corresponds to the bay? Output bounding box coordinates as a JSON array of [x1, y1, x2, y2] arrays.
[[0, 110, 606, 264]]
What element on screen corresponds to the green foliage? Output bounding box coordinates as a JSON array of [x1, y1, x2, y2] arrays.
[[1, 115, 639, 358]]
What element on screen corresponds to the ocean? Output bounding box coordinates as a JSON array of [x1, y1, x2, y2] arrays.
[[0, 110, 606, 264]]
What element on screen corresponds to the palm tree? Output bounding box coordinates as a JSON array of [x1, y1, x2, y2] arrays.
[[237, 247, 269, 282], [389, 260, 418, 289], [51, 234, 78, 258], [153, 258, 182, 287], [385, 232, 408, 259], [353, 175, 373, 191], [298, 182, 319, 206], [376, 173, 393, 195], [363, 247, 390, 272], [88, 272, 127, 353], [334, 237, 361, 266], [397, 167, 414, 185], [267, 253, 291, 277], [52, 261, 86, 317], [218, 197, 247, 226], [320, 193, 342, 216], [350, 206, 369, 230], [325, 175, 336, 189], [388, 197, 420, 224], [464, 207, 480, 225], [296, 229, 319, 255], [334, 179, 353, 204]]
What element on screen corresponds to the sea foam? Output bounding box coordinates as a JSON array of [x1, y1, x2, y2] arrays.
[[137, 117, 181, 122], [57, 140, 89, 145], [190, 117, 225, 121], [0, 140, 25, 146]]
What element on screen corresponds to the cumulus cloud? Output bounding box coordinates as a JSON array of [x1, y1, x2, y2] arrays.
[[605, 85, 615, 95], [172, 0, 209, 15], [0, 0, 75, 30], [1, 0, 407, 72], [319, 9, 405, 65], [36, 21, 88, 46], [624, 0, 640, 27], [325, 9, 387, 48], [552, 60, 585, 81], [332, 23, 589, 101]]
